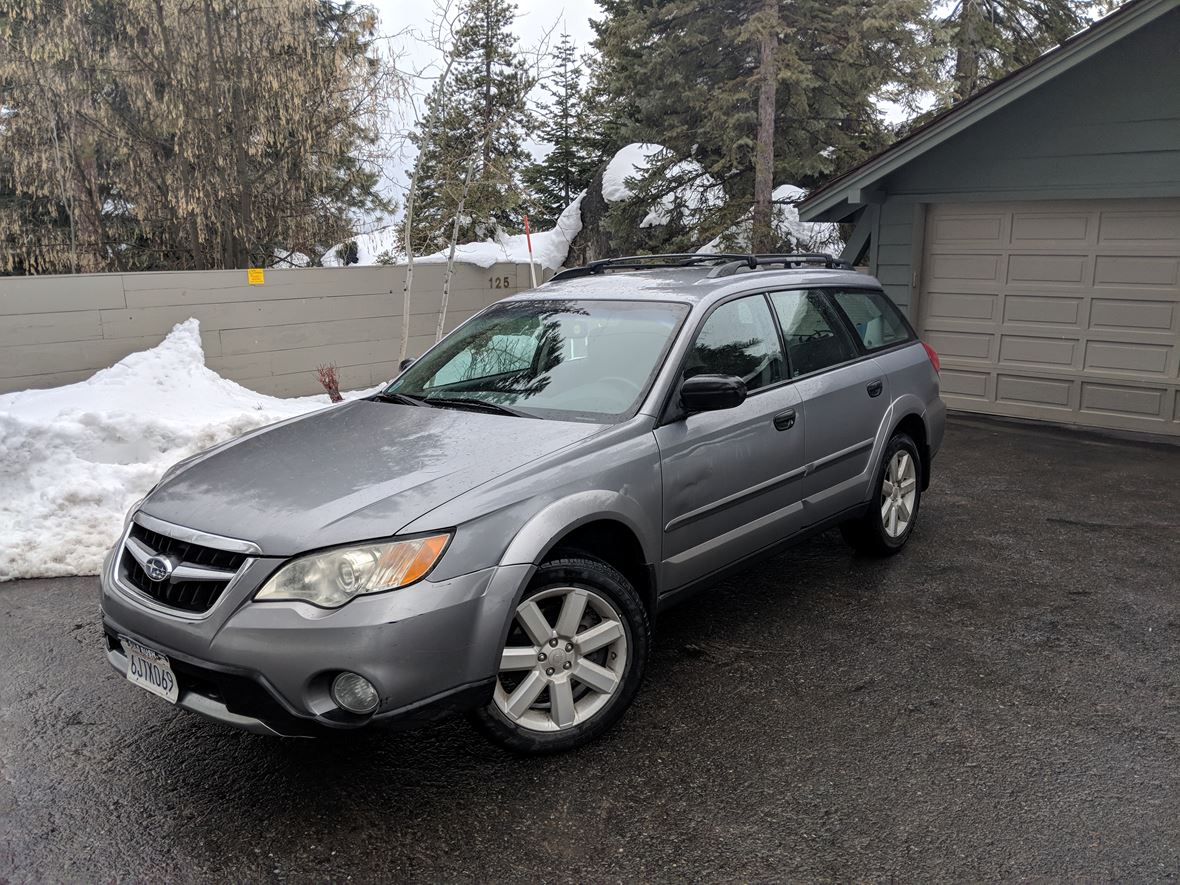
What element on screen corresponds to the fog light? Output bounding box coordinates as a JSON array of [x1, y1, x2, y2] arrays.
[[331, 672, 379, 714]]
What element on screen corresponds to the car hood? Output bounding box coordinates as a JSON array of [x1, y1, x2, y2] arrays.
[[140, 400, 606, 555]]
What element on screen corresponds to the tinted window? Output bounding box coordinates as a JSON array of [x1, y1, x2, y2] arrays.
[[388, 299, 689, 422], [832, 289, 912, 350], [770, 291, 858, 378], [684, 295, 784, 393]]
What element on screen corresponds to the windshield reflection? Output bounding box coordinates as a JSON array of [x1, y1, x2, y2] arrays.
[[387, 299, 690, 423]]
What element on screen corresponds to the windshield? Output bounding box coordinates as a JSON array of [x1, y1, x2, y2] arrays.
[[386, 299, 690, 422]]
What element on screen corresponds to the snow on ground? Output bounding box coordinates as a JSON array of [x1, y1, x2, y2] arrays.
[[0, 320, 376, 581]]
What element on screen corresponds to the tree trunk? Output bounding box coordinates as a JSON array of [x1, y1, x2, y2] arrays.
[[751, 0, 778, 255], [954, 0, 981, 102], [438, 156, 478, 342]]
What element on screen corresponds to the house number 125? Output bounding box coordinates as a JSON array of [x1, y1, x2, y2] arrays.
[[488, 276, 511, 289]]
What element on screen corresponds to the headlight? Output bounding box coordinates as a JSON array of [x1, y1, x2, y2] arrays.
[[254, 534, 450, 608]]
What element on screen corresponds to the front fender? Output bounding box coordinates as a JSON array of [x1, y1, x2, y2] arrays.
[[499, 489, 656, 569]]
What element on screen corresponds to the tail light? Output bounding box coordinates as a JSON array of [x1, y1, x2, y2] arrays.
[[922, 341, 941, 374]]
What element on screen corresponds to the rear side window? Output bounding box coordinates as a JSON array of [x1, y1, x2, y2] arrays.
[[684, 294, 784, 393], [769, 291, 858, 378], [831, 289, 912, 351]]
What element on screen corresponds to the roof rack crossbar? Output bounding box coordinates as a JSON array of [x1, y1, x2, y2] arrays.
[[705, 253, 853, 278], [549, 253, 752, 281]]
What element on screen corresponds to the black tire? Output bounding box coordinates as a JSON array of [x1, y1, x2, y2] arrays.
[[469, 552, 650, 754], [840, 432, 923, 556]]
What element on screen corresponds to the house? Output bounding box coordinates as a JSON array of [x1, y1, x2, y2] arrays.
[[800, 0, 1180, 438]]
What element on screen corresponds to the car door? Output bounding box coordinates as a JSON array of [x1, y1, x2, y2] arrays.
[[769, 289, 890, 520], [654, 293, 807, 591]]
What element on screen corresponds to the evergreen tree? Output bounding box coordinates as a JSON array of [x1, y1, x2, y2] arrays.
[[406, 0, 533, 254], [0, 0, 396, 273], [943, 0, 1101, 102], [523, 34, 596, 224], [587, 0, 939, 255]]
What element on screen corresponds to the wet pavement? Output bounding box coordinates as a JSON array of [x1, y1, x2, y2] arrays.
[[2, 417, 1178, 882]]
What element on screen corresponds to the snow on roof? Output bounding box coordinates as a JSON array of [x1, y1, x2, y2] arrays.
[[0, 320, 375, 580]]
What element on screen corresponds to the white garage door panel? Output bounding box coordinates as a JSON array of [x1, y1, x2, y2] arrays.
[[919, 199, 1180, 436]]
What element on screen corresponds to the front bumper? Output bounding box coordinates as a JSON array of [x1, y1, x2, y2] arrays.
[[101, 546, 533, 737]]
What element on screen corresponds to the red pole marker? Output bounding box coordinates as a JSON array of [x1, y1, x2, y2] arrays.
[[523, 214, 538, 287]]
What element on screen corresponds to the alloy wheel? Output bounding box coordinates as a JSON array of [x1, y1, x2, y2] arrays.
[[880, 449, 918, 538], [493, 586, 629, 732]]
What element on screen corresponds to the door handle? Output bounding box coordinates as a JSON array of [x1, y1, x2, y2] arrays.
[[773, 409, 796, 431], [866, 379, 884, 398]]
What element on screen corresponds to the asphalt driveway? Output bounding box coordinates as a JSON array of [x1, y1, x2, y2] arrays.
[[1, 417, 1178, 882]]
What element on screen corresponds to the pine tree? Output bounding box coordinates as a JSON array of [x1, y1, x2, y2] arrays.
[[587, 0, 939, 255], [944, 0, 1101, 102], [522, 34, 595, 224], [406, 0, 534, 254]]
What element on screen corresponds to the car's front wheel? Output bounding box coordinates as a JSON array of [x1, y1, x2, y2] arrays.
[[840, 432, 923, 556], [470, 553, 649, 753]]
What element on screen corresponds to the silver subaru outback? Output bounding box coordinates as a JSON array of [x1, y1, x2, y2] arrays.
[[101, 254, 945, 753]]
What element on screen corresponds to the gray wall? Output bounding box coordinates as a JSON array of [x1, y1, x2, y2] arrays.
[[0, 262, 546, 396]]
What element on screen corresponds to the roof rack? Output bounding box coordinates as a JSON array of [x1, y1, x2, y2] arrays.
[[548, 252, 853, 282], [548, 253, 754, 281], [705, 253, 854, 278]]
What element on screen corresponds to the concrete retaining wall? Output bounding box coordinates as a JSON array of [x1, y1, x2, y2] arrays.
[[0, 262, 547, 396]]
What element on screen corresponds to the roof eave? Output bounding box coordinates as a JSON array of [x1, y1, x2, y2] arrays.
[[798, 0, 1178, 222]]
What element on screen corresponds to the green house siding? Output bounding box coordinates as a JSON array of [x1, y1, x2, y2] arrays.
[[839, 6, 1180, 317], [882, 10, 1180, 204]]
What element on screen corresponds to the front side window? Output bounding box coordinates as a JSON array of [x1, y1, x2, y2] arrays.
[[770, 291, 858, 378], [831, 289, 912, 351], [683, 294, 784, 393], [388, 299, 690, 422]]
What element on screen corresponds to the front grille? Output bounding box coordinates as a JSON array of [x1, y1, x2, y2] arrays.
[[130, 523, 247, 572], [119, 521, 249, 614]]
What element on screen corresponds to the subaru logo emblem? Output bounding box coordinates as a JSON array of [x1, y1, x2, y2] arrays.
[[144, 555, 173, 583]]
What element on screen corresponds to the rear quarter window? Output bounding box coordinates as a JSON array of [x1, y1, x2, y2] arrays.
[[830, 290, 913, 351]]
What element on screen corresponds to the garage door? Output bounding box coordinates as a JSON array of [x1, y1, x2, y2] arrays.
[[918, 199, 1180, 437]]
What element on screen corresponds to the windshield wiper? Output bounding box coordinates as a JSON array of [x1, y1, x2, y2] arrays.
[[370, 391, 431, 407], [423, 395, 533, 418]]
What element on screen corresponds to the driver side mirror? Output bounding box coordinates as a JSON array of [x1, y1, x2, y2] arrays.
[[680, 374, 747, 414], [398, 357, 415, 372]]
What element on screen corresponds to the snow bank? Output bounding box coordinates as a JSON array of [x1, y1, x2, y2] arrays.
[[322, 226, 402, 267], [417, 193, 584, 270], [0, 320, 373, 581], [321, 196, 585, 272]]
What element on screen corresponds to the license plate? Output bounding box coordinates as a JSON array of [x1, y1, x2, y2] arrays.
[[121, 636, 179, 704]]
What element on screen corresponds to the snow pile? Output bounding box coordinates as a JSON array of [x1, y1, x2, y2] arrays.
[[602, 142, 724, 228], [697, 184, 843, 254], [322, 226, 402, 267], [321, 196, 585, 271], [0, 320, 370, 581], [416, 193, 585, 270]]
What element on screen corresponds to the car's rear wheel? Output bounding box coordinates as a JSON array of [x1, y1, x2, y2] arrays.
[[840, 432, 922, 556], [470, 553, 649, 753]]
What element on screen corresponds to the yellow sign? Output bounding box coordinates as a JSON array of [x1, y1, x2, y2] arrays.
[[247, 268, 265, 285]]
